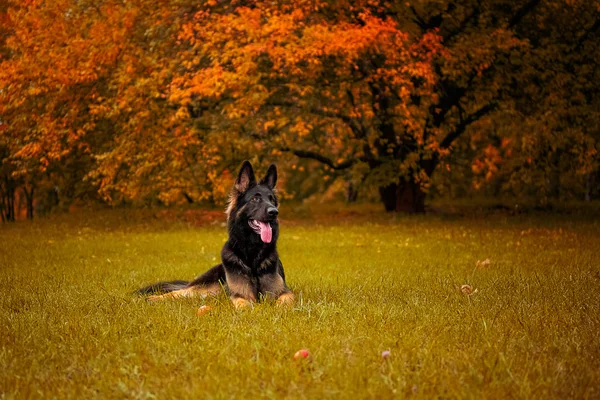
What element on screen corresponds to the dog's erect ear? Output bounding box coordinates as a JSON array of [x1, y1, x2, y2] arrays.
[[235, 161, 256, 193], [260, 164, 277, 189]]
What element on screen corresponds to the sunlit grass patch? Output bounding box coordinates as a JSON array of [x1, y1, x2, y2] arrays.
[[1, 208, 599, 398]]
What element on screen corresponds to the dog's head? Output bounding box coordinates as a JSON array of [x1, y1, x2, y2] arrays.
[[226, 161, 279, 244]]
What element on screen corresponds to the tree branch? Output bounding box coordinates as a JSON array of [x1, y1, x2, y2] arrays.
[[345, 88, 368, 139], [427, 0, 541, 139], [409, 6, 429, 31], [443, 0, 481, 43], [280, 147, 357, 170], [508, 0, 542, 29], [410, 5, 445, 31], [266, 100, 364, 138], [440, 102, 497, 149]]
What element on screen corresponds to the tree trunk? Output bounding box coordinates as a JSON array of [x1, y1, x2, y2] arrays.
[[7, 185, 15, 221], [396, 179, 426, 213], [1, 175, 16, 222], [23, 185, 35, 220], [0, 193, 4, 222], [345, 180, 358, 203], [183, 192, 194, 204], [379, 179, 426, 213], [549, 149, 562, 200], [584, 172, 593, 202], [379, 183, 398, 212]]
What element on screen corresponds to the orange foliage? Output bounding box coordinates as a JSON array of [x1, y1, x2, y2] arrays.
[[0, 0, 598, 209]]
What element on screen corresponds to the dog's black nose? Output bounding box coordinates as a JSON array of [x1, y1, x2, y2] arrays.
[[267, 207, 278, 218]]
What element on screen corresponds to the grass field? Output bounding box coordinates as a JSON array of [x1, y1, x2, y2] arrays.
[[1, 205, 599, 399]]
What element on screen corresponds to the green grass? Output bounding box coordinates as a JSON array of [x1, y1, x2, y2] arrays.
[[1, 206, 599, 399]]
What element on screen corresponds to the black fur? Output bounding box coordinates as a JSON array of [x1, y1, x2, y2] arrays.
[[137, 161, 292, 304]]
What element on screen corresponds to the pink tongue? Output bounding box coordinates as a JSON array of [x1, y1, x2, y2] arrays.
[[257, 221, 272, 243]]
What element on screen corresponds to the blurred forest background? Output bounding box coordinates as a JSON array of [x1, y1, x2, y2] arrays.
[[0, 0, 598, 221]]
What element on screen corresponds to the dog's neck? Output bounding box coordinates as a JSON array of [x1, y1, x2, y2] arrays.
[[227, 225, 277, 268]]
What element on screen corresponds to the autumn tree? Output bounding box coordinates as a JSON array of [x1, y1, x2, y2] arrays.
[[170, 0, 443, 212], [507, 0, 599, 202], [0, 0, 225, 211], [0, 0, 133, 216], [430, 0, 599, 204], [1, 0, 597, 215], [169, 0, 599, 212]]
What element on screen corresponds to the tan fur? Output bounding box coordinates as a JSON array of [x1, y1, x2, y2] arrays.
[[259, 272, 286, 298], [225, 190, 238, 221], [232, 297, 252, 308], [146, 283, 221, 302], [276, 292, 295, 306], [234, 204, 247, 220], [226, 271, 257, 302]]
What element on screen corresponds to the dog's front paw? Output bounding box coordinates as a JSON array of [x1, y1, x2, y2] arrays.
[[232, 297, 252, 309], [276, 292, 295, 306]]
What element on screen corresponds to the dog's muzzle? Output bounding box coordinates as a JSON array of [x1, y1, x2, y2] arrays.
[[267, 207, 278, 219]]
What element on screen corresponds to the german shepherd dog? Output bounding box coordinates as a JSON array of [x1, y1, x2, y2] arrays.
[[138, 161, 294, 308]]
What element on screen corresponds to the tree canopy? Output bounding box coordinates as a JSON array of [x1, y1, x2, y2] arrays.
[[0, 0, 598, 218]]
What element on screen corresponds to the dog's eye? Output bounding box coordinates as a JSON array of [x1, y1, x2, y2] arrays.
[[252, 195, 260, 202]]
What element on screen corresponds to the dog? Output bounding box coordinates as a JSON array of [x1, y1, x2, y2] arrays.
[[137, 161, 294, 308]]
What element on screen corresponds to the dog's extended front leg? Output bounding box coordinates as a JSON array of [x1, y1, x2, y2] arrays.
[[222, 246, 258, 309], [225, 271, 257, 308], [146, 284, 221, 302], [258, 270, 294, 306]]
